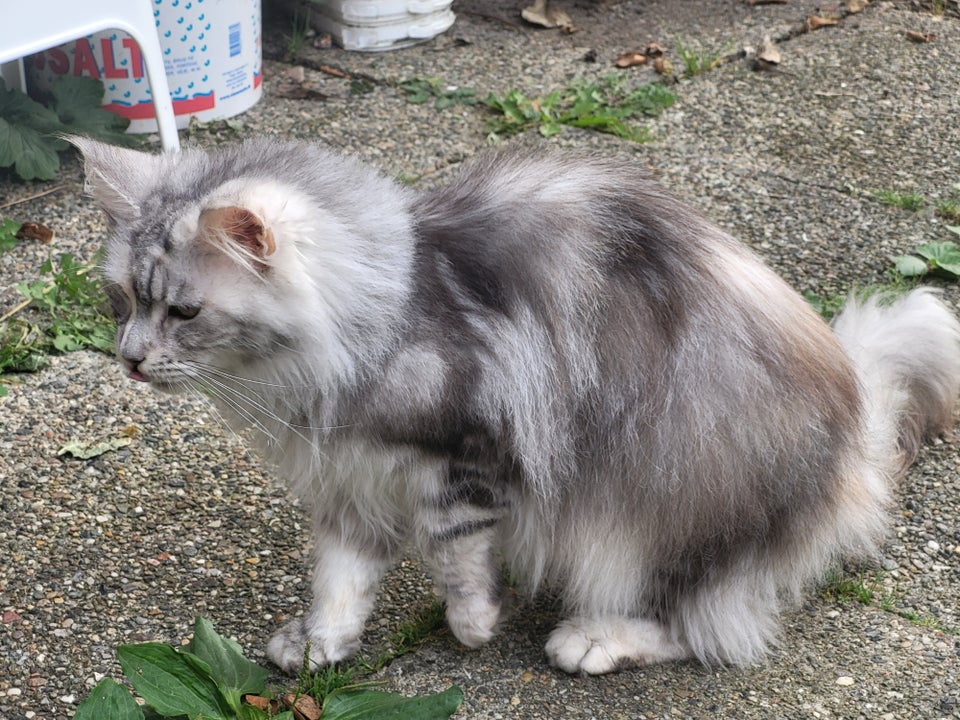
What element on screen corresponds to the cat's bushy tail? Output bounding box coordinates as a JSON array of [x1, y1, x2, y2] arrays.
[[833, 288, 960, 482]]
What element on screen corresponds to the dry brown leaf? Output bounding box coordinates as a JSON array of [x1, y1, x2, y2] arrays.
[[644, 41, 666, 58], [244, 695, 279, 713], [280, 693, 322, 720], [312, 32, 333, 49], [905, 30, 935, 42], [15, 221, 53, 243], [272, 65, 329, 101], [756, 36, 782, 65], [653, 57, 674, 75], [806, 15, 839, 30], [614, 51, 648, 68], [317, 64, 351, 79], [846, 0, 869, 13]]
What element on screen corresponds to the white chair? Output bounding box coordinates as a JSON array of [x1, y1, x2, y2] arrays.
[[0, 0, 180, 152]]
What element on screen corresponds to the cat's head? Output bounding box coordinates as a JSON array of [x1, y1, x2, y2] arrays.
[[73, 137, 413, 393]]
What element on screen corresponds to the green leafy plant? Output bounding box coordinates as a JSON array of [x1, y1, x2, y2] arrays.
[[870, 188, 926, 212], [936, 199, 960, 222], [674, 38, 727, 77], [0, 252, 114, 396], [0, 216, 20, 251], [0, 319, 48, 395], [301, 599, 448, 703], [802, 289, 846, 320], [820, 569, 887, 605], [820, 569, 958, 635], [803, 277, 922, 321], [286, 8, 311, 58], [934, 186, 960, 221], [74, 617, 464, 720], [398, 77, 478, 110], [0, 76, 137, 181], [484, 75, 675, 142], [891, 230, 960, 279], [17, 252, 114, 353], [350, 79, 376, 96]]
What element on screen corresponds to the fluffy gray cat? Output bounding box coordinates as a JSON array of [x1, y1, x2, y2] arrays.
[[74, 136, 960, 675]]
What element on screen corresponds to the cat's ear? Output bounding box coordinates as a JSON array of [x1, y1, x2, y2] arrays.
[[200, 206, 276, 270], [67, 136, 163, 224]]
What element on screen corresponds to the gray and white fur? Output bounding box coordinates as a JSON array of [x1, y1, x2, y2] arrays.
[[74, 136, 960, 675]]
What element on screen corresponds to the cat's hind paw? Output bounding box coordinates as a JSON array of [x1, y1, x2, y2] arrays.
[[545, 617, 689, 675], [266, 618, 360, 674]]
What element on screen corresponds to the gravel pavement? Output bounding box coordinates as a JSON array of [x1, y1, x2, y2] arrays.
[[1, 0, 959, 718]]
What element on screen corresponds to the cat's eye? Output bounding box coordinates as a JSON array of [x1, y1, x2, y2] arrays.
[[168, 304, 201, 320], [105, 284, 131, 323]]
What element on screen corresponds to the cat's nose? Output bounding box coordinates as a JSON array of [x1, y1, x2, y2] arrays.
[[121, 351, 144, 367], [121, 354, 150, 383]]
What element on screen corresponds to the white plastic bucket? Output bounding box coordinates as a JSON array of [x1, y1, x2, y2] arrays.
[[308, 0, 455, 52], [27, 0, 262, 133]]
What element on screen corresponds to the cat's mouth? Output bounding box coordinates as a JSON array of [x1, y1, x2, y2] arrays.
[[128, 369, 150, 383]]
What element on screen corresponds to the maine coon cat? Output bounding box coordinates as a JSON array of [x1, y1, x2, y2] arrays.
[[74, 136, 960, 675]]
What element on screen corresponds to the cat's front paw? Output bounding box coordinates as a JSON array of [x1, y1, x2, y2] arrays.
[[545, 617, 689, 675], [266, 618, 361, 674], [446, 594, 501, 648], [545, 619, 625, 675]]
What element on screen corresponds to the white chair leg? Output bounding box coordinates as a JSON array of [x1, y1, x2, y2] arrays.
[[118, 3, 180, 153], [127, 28, 179, 153]]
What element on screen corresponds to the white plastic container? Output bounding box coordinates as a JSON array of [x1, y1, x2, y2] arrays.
[[308, 0, 455, 52], [26, 0, 262, 133]]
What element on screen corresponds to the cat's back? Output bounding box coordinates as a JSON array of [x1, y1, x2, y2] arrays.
[[408, 146, 731, 324]]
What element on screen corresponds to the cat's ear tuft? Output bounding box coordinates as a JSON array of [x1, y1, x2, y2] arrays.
[[67, 136, 162, 224], [201, 206, 276, 268]]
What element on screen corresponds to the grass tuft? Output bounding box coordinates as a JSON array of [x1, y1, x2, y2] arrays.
[[484, 74, 675, 142]]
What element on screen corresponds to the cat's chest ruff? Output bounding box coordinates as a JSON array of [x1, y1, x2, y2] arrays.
[[280, 433, 438, 512]]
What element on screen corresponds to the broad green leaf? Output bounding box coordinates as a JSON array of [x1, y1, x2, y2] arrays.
[[0, 217, 19, 251], [0, 78, 64, 134], [53, 331, 84, 352], [934, 262, 960, 278], [237, 704, 273, 720], [73, 679, 145, 720], [50, 76, 135, 147], [185, 617, 268, 697], [891, 254, 929, 277], [0, 117, 61, 180], [539, 122, 563, 138], [914, 241, 960, 277], [947, 225, 960, 237], [117, 642, 235, 720], [323, 685, 463, 720], [914, 241, 960, 263], [0, 79, 65, 180]]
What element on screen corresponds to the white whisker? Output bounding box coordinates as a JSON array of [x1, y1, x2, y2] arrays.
[[183, 361, 357, 435], [179, 379, 247, 445], [178, 362, 284, 445]]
